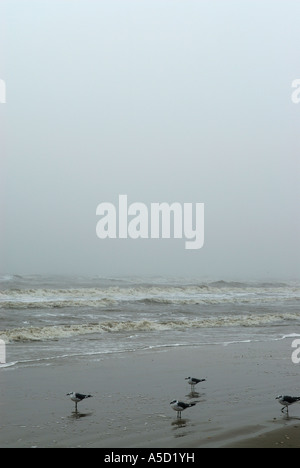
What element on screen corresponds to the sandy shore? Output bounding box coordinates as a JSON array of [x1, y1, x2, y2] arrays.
[[225, 424, 300, 448], [0, 337, 300, 448]]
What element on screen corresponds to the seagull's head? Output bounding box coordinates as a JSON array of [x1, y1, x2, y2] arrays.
[[185, 377, 190, 380], [170, 400, 177, 405], [66, 392, 73, 396], [276, 395, 283, 400]]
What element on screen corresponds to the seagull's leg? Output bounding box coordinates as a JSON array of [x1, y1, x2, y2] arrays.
[[75, 401, 78, 413]]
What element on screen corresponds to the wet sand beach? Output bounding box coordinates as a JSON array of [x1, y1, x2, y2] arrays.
[[225, 424, 300, 448], [1, 337, 299, 448]]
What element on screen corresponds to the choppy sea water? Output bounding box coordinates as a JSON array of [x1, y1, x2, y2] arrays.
[[0, 275, 299, 369]]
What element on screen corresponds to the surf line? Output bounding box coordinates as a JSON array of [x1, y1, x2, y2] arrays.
[[96, 195, 204, 250]]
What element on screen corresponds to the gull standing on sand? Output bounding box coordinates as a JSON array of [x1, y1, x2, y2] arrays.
[[66, 392, 93, 412], [185, 377, 206, 391], [170, 400, 196, 418], [276, 395, 300, 415]]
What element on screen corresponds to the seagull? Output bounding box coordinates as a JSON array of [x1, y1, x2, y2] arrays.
[[276, 395, 300, 415], [170, 400, 196, 418], [185, 377, 206, 390], [66, 392, 93, 412]]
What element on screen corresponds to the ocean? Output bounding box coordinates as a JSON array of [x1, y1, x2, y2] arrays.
[[0, 275, 299, 370]]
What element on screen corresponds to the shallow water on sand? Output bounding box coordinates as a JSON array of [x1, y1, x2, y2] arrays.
[[1, 339, 299, 448]]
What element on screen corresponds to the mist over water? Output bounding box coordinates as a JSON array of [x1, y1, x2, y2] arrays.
[[0, 1, 299, 280]]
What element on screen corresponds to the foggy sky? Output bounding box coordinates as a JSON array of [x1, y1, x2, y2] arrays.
[[0, 0, 299, 280]]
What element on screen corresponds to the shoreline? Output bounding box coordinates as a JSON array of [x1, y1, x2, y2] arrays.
[[1, 337, 300, 448]]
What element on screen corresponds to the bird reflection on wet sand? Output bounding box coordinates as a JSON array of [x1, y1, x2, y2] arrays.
[[68, 412, 93, 420], [171, 418, 195, 439]]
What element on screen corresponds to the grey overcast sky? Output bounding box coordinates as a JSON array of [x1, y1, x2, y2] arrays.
[[0, 0, 299, 280]]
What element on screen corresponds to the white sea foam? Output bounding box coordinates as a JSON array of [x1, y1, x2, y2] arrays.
[[0, 283, 299, 309], [1, 311, 299, 343], [0, 361, 17, 368], [1, 277, 299, 367]]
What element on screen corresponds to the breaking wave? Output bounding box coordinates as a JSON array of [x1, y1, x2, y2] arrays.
[[0, 283, 299, 309], [2, 312, 300, 343]]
